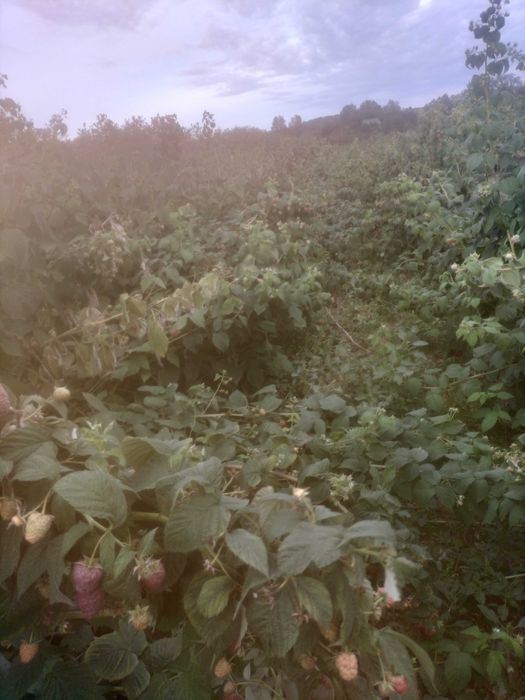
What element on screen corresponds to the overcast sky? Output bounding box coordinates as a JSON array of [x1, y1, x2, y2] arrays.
[[1, 0, 524, 134]]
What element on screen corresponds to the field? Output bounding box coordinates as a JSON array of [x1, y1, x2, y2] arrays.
[[1, 58, 525, 700]]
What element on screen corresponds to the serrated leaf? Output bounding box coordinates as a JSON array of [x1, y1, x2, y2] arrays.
[[212, 331, 230, 352], [148, 636, 183, 671], [184, 574, 238, 647], [319, 394, 346, 413], [382, 629, 437, 692], [13, 442, 61, 482], [53, 471, 128, 526], [121, 661, 150, 699], [121, 436, 189, 468], [342, 519, 395, 543], [164, 494, 231, 552], [17, 540, 48, 597], [444, 651, 472, 692], [0, 458, 12, 478], [155, 666, 210, 700], [114, 546, 135, 579], [85, 632, 138, 681], [294, 576, 333, 627], [196, 576, 234, 618], [225, 529, 269, 576], [148, 321, 169, 359], [378, 630, 419, 700], [117, 620, 148, 655], [277, 522, 343, 575], [39, 661, 104, 700], [0, 522, 24, 585], [0, 425, 53, 460], [246, 582, 300, 657]]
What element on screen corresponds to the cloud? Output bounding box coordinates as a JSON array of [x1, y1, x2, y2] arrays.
[[10, 0, 152, 29], [2, 0, 524, 132]]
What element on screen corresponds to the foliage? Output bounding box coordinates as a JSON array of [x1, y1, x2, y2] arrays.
[[1, 11, 525, 697]]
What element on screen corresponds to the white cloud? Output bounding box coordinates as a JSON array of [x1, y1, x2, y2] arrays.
[[1, 0, 524, 132]]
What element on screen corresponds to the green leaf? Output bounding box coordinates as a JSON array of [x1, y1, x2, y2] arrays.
[[196, 576, 234, 618], [212, 331, 230, 352], [0, 425, 53, 460], [225, 528, 269, 576], [39, 661, 104, 700], [383, 629, 437, 692], [164, 494, 231, 552], [246, 582, 300, 657], [13, 442, 61, 482], [278, 522, 343, 575], [378, 630, 419, 700], [121, 436, 188, 468], [156, 667, 210, 700], [53, 471, 128, 526], [121, 661, 150, 699], [148, 321, 169, 359], [17, 540, 48, 597], [148, 636, 183, 671], [85, 632, 139, 681], [0, 458, 12, 478], [113, 546, 135, 579], [294, 576, 333, 627], [444, 651, 472, 692], [0, 522, 24, 585], [342, 519, 396, 543], [498, 176, 519, 196], [485, 650, 505, 681], [481, 411, 498, 432], [466, 153, 483, 172], [183, 574, 238, 648], [319, 394, 346, 413]]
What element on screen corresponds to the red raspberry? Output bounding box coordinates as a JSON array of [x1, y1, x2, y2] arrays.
[[72, 561, 104, 593], [19, 641, 39, 664], [75, 587, 105, 619], [135, 557, 166, 593], [391, 675, 409, 694]]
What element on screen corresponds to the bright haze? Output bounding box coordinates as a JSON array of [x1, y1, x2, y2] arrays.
[[1, 0, 524, 134]]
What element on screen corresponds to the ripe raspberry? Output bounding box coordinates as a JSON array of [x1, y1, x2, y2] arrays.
[[0, 383, 11, 420], [298, 654, 317, 671], [390, 676, 409, 694], [72, 561, 104, 594], [128, 604, 153, 631], [19, 641, 39, 664], [213, 657, 232, 678], [335, 652, 359, 682], [0, 498, 18, 521], [24, 513, 54, 544], [135, 557, 166, 593], [53, 386, 71, 402], [76, 587, 105, 620]]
